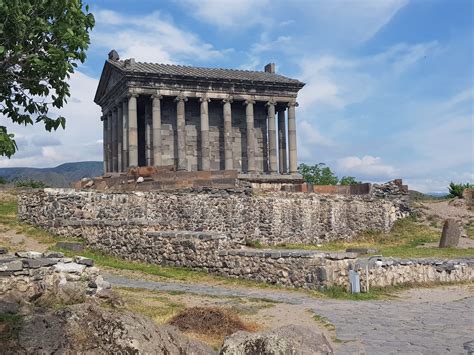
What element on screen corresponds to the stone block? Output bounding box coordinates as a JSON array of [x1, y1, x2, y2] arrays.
[[75, 256, 94, 267], [15, 251, 43, 259], [0, 260, 23, 272], [56, 242, 85, 252], [54, 262, 86, 274], [439, 219, 461, 248]]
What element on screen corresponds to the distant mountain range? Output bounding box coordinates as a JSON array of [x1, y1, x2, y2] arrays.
[[0, 161, 103, 188]]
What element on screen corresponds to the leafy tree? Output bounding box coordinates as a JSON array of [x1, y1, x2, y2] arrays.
[[298, 163, 339, 185], [0, 176, 7, 184], [448, 182, 474, 198], [0, 0, 95, 157], [339, 176, 361, 185]]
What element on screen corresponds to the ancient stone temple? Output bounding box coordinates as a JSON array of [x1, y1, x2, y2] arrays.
[[94, 50, 305, 175]]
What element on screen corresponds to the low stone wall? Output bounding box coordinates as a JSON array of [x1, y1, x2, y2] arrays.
[[18, 186, 409, 245], [0, 250, 111, 313]]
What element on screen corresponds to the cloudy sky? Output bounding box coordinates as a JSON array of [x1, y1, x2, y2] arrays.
[[1, 0, 473, 193]]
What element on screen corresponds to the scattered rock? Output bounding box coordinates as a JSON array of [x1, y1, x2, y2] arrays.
[[55, 241, 84, 251], [75, 256, 94, 267], [0, 247, 8, 254], [439, 219, 461, 248], [54, 262, 86, 274], [43, 251, 64, 258], [137, 176, 145, 183], [220, 324, 333, 355], [346, 248, 379, 254], [21, 258, 58, 269], [15, 251, 43, 259]]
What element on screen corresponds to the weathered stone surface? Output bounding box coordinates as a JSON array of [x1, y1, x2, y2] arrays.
[[439, 219, 461, 248], [15, 251, 43, 259], [0, 259, 23, 272], [220, 325, 333, 355], [43, 251, 64, 258], [0, 247, 8, 254], [54, 262, 86, 274], [13, 304, 214, 355], [75, 256, 94, 266]]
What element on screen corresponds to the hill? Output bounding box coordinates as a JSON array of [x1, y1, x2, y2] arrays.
[[0, 161, 103, 187]]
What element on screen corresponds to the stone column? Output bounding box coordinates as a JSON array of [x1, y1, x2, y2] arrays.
[[222, 97, 233, 170], [199, 96, 211, 171], [128, 94, 138, 167], [277, 107, 287, 174], [266, 100, 277, 173], [145, 98, 152, 166], [112, 107, 118, 172], [122, 100, 129, 171], [287, 102, 298, 174], [102, 116, 107, 173], [106, 111, 112, 173], [152, 94, 163, 167], [244, 99, 256, 173], [117, 103, 123, 172], [175, 94, 188, 171]]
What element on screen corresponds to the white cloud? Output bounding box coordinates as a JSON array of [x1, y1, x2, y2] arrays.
[[0, 71, 102, 168], [337, 155, 397, 179], [181, 0, 271, 28], [92, 10, 229, 63]]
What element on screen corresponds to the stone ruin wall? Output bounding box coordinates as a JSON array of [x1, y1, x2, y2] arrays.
[[18, 188, 407, 245], [16, 189, 474, 289]]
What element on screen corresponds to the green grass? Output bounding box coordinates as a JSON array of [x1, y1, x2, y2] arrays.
[[0, 313, 23, 340], [271, 217, 474, 258]]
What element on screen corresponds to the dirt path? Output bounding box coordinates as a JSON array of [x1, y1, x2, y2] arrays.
[[105, 273, 474, 354]]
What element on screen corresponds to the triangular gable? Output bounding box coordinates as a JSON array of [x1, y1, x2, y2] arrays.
[[94, 61, 124, 105]]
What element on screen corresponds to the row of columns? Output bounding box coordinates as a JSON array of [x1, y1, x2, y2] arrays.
[[103, 94, 298, 174]]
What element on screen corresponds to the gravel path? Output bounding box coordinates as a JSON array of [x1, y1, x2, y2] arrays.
[[105, 274, 474, 355]]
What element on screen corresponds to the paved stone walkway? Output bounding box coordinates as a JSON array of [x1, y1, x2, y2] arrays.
[[105, 274, 474, 354]]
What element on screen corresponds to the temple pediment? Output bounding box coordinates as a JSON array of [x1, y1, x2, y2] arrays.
[[94, 61, 125, 105]]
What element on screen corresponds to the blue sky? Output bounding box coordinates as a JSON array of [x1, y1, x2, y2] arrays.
[[1, 0, 473, 192]]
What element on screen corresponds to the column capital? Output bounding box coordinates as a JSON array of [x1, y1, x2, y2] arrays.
[[243, 99, 256, 106], [127, 93, 139, 98], [174, 93, 188, 102], [199, 95, 211, 103], [287, 101, 299, 108], [152, 93, 163, 100], [222, 96, 233, 104], [265, 99, 277, 107]]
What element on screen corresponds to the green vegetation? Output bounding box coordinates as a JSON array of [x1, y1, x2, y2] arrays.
[[0, 0, 95, 157], [0, 176, 6, 184], [0, 313, 23, 340], [14, 180, 48, 189], [272, 216, 474, 258], [297, 163, 360, 185], [448, 182, 473, 198]]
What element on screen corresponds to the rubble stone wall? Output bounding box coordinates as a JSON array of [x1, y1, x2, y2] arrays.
[[18, 188, 408, 245]]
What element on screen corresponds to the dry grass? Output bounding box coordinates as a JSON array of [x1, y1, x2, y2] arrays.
[[169, 306, 259, 349]]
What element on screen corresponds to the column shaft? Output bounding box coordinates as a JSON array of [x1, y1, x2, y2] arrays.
[[145, 99, 152, 166], [117, 104, 123, 172], [112, 108, 118, 172], [288, 102, 298, 173], [267, 101, 277, 173], [176, 95, 187, 170], [102, 117, 107, 173], [152, 95, 162, 166], [223, 99, 233, 170], [244, 100, 256, 173], [128, 94, 138, 167], [106, 112, 112, 173], [122, 100, 129, 171], [278, 108, 287, 174], [200, 97, 210, 170]]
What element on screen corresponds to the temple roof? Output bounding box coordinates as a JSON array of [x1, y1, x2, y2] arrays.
[[107, 59, 305, 87]]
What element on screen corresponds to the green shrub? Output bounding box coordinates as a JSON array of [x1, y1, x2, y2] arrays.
[[448, 182, 473, 198], [14, 179, 48, 188], [339, 176, 361, 185], [298, 163, 339, 185], [0, 176, 7, 185]]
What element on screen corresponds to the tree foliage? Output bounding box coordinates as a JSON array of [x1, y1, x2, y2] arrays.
[[339, 176, 361, 185], [298, 163, 360, 185], [0, 0, 95, 157], [448, 182, 473, 198]]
